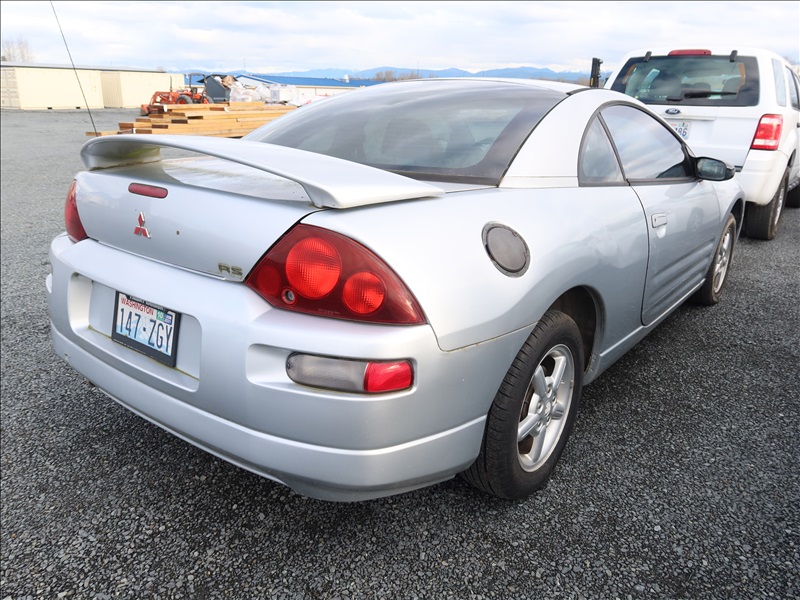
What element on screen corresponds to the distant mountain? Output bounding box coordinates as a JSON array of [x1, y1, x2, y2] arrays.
[[352, 66, 473, 79], [267, 68, 353, 79], [266, 65, 609, 82]]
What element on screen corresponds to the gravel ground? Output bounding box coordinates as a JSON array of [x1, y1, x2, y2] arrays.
[[1, 108, 798, 600]]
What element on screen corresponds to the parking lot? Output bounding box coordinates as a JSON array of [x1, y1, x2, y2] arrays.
[[1, 107, 798, 599]]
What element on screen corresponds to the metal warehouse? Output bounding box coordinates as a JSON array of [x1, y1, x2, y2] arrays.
[[0, 62, 184, 110], [0, 62, 378, 110]]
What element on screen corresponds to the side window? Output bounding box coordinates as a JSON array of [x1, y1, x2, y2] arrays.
[[578, 117, 624, 185], [773, 59, 788, 107], [786, 66, 800, 111], [600, 105, 692, 181]]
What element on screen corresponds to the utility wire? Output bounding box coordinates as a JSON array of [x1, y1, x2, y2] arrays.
[[50, 1, 97, 134]]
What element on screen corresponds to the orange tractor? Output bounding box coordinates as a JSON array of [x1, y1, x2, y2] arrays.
[[140, 73, 219, 115]]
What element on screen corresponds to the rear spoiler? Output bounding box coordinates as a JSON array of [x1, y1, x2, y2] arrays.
[[80, 134, 445, 209]]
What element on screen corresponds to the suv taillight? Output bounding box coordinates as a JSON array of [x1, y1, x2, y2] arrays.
[[751, 115, 783, 151], [246, 224, 426, 325], [65, 180, 88, 242]]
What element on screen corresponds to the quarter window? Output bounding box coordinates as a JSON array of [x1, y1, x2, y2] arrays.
[[600, 105, 692, 181], [579, 117, 624, 185]]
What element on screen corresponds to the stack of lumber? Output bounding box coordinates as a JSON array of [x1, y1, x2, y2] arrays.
[[86, 102, 296, 138]]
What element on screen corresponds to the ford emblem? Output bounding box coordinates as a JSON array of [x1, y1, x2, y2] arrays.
[[665, 108, 681, 115]]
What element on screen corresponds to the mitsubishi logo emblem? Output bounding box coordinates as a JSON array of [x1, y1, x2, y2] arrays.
[[133, 212, 151, 238]]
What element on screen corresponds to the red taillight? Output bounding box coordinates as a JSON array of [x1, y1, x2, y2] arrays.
[[364, 361, 413, 393], [285, 237, 341, 299], [668, 49, 711, 56], [246, 224, 426, 325], [751, 115, 782, 151], [343, 271, 386, 315], [64, 180, 88, 242]]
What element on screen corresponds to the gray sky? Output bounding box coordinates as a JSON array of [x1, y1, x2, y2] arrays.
[[1, 1, 798, 75]]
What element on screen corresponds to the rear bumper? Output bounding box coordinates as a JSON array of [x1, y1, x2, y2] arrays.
[[47, 234, 530, 501], [51, 324, 488, 500], [738, 149, 789, 205]]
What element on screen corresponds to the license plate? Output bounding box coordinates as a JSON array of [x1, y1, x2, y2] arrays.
[[112, 292, 180, 367], [669, 120, 691, 139]]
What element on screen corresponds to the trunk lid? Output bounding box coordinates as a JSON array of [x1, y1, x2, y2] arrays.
[[75, 135, 446, 280]]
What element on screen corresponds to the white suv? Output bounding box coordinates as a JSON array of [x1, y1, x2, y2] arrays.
[[605, 47, 800, 240]]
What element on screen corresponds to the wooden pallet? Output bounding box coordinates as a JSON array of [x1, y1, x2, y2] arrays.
[[86, 102, 296, 138]]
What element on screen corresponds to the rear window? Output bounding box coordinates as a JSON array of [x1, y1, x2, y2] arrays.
[[246, 79, 564, 185], [609, 53, 760, 107]]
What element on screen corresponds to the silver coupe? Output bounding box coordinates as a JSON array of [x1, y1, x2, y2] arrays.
[[47, 78, 745, 501]]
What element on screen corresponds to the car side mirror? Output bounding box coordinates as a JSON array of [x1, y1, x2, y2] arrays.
[[696, 157, 735, 181]]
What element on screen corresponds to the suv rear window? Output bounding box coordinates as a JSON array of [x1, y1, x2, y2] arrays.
[[609, 53, 760, 107]]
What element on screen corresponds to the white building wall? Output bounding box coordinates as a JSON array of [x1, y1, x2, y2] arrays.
[[9, 67, 104, 109], [101, 71, 181, 108], [0, 66, 20, 108]]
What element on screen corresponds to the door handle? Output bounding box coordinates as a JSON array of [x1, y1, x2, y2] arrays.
[[651, 213, 668, 227]]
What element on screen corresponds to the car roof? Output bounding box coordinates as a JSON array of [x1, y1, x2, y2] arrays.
[[385, 77, 586, 95], [615, 47, 788, 62]]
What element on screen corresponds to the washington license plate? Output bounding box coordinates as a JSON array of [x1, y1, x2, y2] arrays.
[[669, 120, 691, 139], [112, 292, 180, 367]]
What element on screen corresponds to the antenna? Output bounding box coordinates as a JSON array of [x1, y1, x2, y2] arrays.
[[50, 1, 97, 135]]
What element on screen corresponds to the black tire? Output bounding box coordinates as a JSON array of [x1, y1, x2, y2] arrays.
[[744, 173, 787, 240], [787, 181, 800, 209], [462, 310, 584, 500], [176, 94, 194, 105], [692, 213, 737, 306]]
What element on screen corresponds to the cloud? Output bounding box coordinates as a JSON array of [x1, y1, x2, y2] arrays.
[[1, 1, 797, 74]]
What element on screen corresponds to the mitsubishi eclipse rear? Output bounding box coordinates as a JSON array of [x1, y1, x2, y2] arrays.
[[47, 79, 744, 501]]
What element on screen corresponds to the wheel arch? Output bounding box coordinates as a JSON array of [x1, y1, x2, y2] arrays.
[[730, 196, 746, 235], [545, 286, 599, 374]]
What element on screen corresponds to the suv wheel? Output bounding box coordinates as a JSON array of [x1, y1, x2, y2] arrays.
[[787, 181, 800, 209], [744, 173, 787, 240]]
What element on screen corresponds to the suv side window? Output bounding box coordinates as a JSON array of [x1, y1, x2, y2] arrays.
[[578, 117, 625, 185], [773, 59, 788, 107], [786, 66, 800, 110], [600, 105, 692, 181]]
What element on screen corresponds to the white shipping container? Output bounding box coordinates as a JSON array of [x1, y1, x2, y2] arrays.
[[270, 84, 296, 103]]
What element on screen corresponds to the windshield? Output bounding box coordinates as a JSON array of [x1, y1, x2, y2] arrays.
[[245, 79, 565, 185], [609, 54, 760, 107]]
